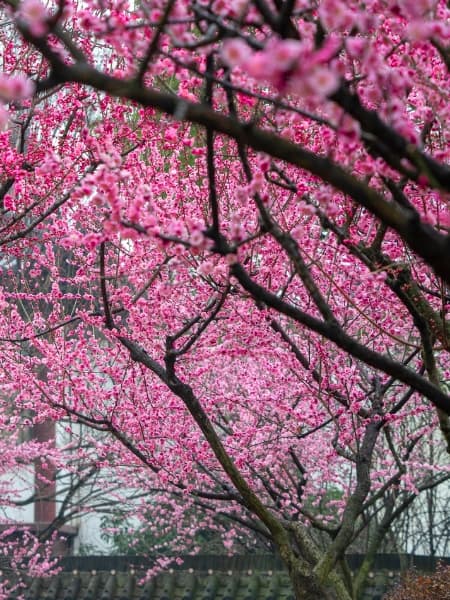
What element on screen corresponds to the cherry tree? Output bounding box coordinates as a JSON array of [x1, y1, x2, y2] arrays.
[[0, 1, 449, 599]]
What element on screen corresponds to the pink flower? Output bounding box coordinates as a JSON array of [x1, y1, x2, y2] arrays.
[[268, 39, 302, 71], [213, 0, 248, 18], [397, 0, 434, 19], [291, 224, 304, 242], [0, 105, 9, 131], [338, 114, 361, 140], [312, 35, 341, 65], [305, 66, 339, 98], [78, 10, 104, 33], [258, 155, 270, 173], [225, 253, 238, 265], [197, 261, 214, 276], [190, 230, 204, 247], [221, 39, 252, 68], [19, 0, 48, 36], [245, 51, 275, 80], [346, 37, 367, 59], [0, 73, 35, 102], [230, 222, 245, 242], [406, 20, 434, 41], [318, 0, 353, 31]]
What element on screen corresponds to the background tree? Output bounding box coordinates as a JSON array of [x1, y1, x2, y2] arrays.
[[0, 1, 449, 599]]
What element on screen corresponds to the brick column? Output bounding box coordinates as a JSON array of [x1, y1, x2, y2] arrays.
[[33, 421, 56, 523]]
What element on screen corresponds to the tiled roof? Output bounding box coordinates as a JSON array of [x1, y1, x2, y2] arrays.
[[4, 554, 449, 600], [18, 570, 296, 600]]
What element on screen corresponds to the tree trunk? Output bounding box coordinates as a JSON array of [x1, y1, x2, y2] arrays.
[[289, 564, 353, 600], [291, 574, 336, 600]]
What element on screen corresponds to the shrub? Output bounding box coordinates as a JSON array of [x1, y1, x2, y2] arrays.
[[385, 563, 450, 600]]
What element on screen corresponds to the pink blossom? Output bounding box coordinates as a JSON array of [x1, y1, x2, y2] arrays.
[[230, 222, 245, 242], [0, 73, 35, 102], [213, 0, 248, 18], [406, 20, 434, 41], [78, 10, 104, 33], [0, 0, 447, 589], [305, 66, 339, 98], [0, 105, 8, 131], [221, 39, 252, 68], [291, 224, 304, 241], [338, 114, 361, 140], [318, 0, 354, 31], [268, 39, 303, 71], [19, 0, 48, 36], [189, 230, 204, 247], [197, 261, 214, 276], [258, 155, 271, 173], [396, 0, 434, 19], [312, 35, 342, 65], [346, 37, 367, 59], [244, 52, 274, 80]]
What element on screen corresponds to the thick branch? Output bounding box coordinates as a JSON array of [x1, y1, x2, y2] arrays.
[[231, 262, 450, 414]]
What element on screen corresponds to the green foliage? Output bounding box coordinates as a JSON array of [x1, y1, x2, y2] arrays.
[[77, 542, 108, 556], [99, 512, 229, 556], [100, 513, 178, 556]]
